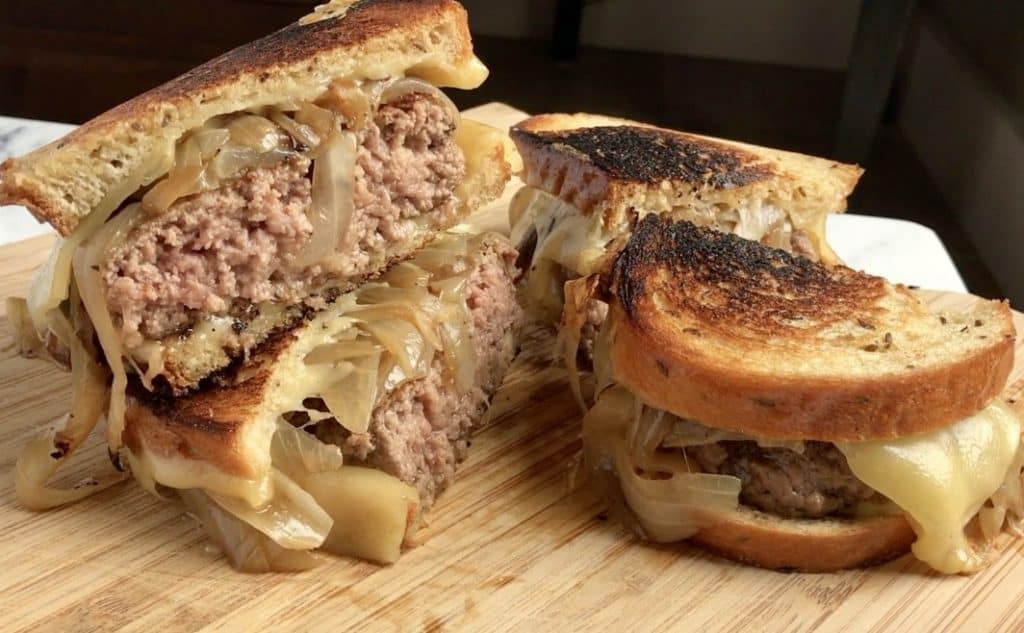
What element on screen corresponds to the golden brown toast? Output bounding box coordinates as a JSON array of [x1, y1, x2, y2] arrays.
[[606, 215, 1015, 441], [0, 0, 486, 235], [510, 112, 862, 266]]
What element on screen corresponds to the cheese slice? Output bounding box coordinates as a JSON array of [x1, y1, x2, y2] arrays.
[[836, 400, 1021, 574]]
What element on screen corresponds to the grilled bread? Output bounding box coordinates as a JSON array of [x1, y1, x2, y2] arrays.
[[689, 508, 917, 573], [508, 112, 862, 328], [1, 0, 487, 234], [511, 112, 861, 266], [609, 215, 1015, 441], [572, 215, 1022, 574]]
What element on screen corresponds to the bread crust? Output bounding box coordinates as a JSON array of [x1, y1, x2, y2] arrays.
[[0, 0, 483, 235], [690, 507, 916, 572], [608, 216, 1016, 441]]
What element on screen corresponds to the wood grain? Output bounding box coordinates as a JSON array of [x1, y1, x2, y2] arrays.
[[2, 103, 1024, 633]]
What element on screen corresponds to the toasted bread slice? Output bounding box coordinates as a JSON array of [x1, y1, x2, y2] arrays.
[[123, 232, 523, 509], [606, 215, 1015, 441], [511, 112, 862, 265], [0, 0, 486, 235], [689, 507, 916, 572]]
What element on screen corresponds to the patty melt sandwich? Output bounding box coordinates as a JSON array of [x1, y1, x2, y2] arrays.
[[566, 214, 1023, 574], [3, 0, 522, 569], [508, 112, 861, 327]]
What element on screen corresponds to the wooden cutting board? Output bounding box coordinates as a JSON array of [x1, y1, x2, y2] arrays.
[[2, 103, 1024, 633]]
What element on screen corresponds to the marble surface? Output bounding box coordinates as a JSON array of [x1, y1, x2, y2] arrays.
[[0, 115, 76, 244], [0, 114, 967, 293]]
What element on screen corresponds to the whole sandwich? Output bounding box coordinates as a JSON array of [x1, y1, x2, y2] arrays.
[[566, 214, 1023, 574], [3, 0, 522, 569], [508, 113, 862, 326]]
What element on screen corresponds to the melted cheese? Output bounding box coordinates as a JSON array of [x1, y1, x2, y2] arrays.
[[836, 400, 1021, 574], [511, 187, 612, 323]]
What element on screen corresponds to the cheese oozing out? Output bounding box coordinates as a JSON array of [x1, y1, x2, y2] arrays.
[[835, 400, 1022, 574]]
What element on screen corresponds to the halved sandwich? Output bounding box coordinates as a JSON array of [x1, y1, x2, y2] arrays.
[[21, 230, 522, 570], [2, 0, 510, 454], [566, 214, 1023, 574], [508, 112, 861, 326]]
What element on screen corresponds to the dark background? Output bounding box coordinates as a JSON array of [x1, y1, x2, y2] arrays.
[[1, 0, 1020, 300]]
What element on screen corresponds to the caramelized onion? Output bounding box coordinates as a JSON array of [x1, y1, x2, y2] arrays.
[[192, 128, 230, 159], [304, 466, 420, 564], [15, 310, 123, 510], [359, 319, 429, 378], [581, 385, 741, 542], [304, 339, 381, 365], [142, 137, 205, 213], [271, 110, 321, 149], [292, 131, 356, 268], [180, 489, 323, 573], [208, 469, 332, 550], [384, 263, 431, 290], [410, 238, 468, 274], [618, 445, 741, 542], [226, 115, 287, 152], [209, 146, 296, 181], [294, 102, 338, 143], [558, 274, 602, 411], [271, 421, 344, 485], [438, 304, 475, 391], [352, 286, 442, 345], [317, 78, 375, 129], [73, 203, 146, 451], [7, 297, 50, 361], [320, 354, 381, 435], [380, 77, 460, 125]]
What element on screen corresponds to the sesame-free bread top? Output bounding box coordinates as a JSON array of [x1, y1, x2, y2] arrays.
[[0, 0, 485, 236], [607, 215, 1015, 442], [511, 112, 862, 264]]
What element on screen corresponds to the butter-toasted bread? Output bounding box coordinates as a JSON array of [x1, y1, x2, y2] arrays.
[[607, 215, 1015, 441], [511, 112, 862, 265], [1, 0, 486, 235]]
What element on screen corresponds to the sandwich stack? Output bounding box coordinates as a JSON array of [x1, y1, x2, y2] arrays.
[[509, 112, 1024, 575], [1, 0, 523, 570]]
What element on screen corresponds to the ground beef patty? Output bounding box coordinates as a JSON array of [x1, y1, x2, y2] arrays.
[[313, 241, 522, 508], [688, 441, 877, 519], [104, 92, 464, 347]]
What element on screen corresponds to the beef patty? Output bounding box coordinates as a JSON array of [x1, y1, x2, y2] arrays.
[[688, 441, 878, 519], [312, 240, 522, 509], [104, 92, 464, 347]]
